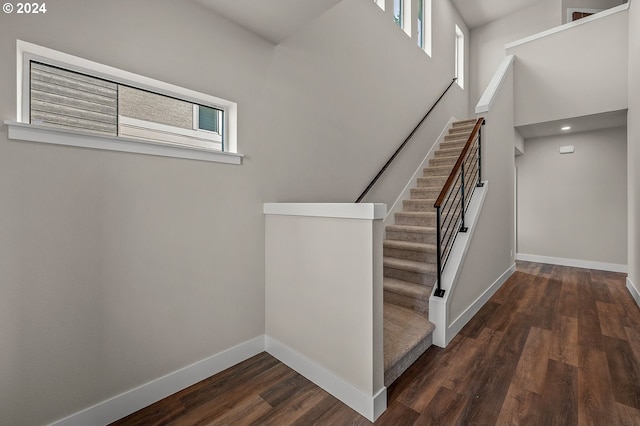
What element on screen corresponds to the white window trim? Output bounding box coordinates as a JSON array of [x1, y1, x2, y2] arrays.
[[14, 40, 241, 164], [422, 0, 432, 56], [402, 0, 412, 37], [454, 25, 464, 89], [5, 120, 241, 164]]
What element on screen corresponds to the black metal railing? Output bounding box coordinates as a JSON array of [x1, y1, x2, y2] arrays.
[[355, 77, 458, 203], [433, 117, 485, 297]]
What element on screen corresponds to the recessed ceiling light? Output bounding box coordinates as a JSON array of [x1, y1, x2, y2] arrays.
[[561, 126, 571, 131]]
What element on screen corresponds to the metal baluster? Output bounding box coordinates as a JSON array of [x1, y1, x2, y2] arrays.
[[434, 206, 445, 297], [460, 162, 468, 233]]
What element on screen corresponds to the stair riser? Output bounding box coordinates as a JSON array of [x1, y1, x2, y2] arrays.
[[384, 290, 429, 315], [435, 149, 462, 158], [394, 214, 437, 227], [452, 120, 477, 128], [444, 134, 469, 142], [423, 167, 451, 177], [386, 230, 436, 244], [384, 247, 437, 263], [410, 188, 440, 200], [417, 176, 447, 188], [449, 128, 473, 136], [440, 141, 466, 150], [402, 200, 436, 212], [429, 157, 457, 167], [384, 267, 437, 286]]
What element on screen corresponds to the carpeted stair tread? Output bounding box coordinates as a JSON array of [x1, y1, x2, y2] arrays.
[[452, 119, 477, 127], [384, 257, 438, 275], [423, 165, 454, 176], [449, 126, 474, 135], [382, 117, 477, 386], [383, 239, 437, 252], [435, 147, 463, 158], [386, 224, 435, 234], [417, 176, 448, 187], [384, 277, 432, 299], [429, 156, 458, 167], [384, 303, 435, 385]]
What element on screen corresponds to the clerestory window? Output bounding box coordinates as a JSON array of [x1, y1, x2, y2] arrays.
[[9, 40, 240, 164]]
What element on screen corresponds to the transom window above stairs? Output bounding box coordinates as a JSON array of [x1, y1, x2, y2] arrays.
[[8, 40, 241, 164]]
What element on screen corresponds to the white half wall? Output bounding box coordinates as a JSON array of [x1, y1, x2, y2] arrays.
[[628, 0, 640, 305], [516, 127, 628, 266], [438, 56, 516, 344], [507, 5, 629, 126], [264, 203, 386, 421]]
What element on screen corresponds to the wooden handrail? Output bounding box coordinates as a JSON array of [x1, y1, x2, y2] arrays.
[[434, 117, 485, 208], [355, 77, 458, 203]]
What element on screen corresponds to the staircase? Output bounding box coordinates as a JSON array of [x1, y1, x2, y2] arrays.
[[383, 118, 477, 386]]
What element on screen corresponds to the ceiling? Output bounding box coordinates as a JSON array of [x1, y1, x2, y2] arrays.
[[451, 0, 542, 29], [194, 0, 341, 44], [194, 0, 543, 43], [516, 110, 628, 139]]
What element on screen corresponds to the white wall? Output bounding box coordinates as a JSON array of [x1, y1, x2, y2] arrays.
[[507, 8, 628, 127], [628, 0, 640, 298], [264, 206, 384, 420], [516, 127, 628, 267], [449, 64, 516, 325], [469, 0, 560, 111], [258, 0, 470, 207], [0, 0, 469, 424]]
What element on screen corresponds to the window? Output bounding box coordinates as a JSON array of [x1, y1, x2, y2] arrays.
[[394, 0, 403, 28], [11, 40, 240, 164], [454, 25, 464, 89], [417, 0, 432, 56]]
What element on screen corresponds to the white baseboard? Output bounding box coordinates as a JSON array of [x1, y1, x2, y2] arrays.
[[445, 264, 515, 344], [265, 336, 386, 422], [516, 253, 627, 273], [628, 277, 640, 308], [48, 336, 265, 426]]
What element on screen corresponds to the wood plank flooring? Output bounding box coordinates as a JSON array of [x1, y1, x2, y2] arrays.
[[111, 261, 640, 425]]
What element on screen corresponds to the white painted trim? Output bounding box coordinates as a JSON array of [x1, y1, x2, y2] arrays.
[[383, 117, 456, 226], [505, 3, 629, 50], [627, 277, 640, 308], [5, 121, 243, 165], [265, 336, 387, 422], [263, 203, 387, 220], [475, 55, 514, 114], [430, 181, 489, 348], [447, 264, 515, 340], [16, 39, 238, 153], [516, 253, 628, 273], [48, 336, 265, 426]]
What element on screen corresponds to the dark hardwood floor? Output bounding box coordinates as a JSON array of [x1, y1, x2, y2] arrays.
[[111, 261, 640, 425]]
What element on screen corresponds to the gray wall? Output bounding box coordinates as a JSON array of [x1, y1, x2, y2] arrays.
[[507, 8, 628, 127], [450, 68, 516, 325], [0, 0, 469, 424], [470, 0, 560, 109], [516, 127, 628, 265], [628, 0, 639, 294]]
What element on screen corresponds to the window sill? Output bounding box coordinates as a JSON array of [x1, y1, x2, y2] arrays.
[[4, 121, 243, 165]]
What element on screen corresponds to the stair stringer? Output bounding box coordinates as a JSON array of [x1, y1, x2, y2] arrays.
[[429, 180, 489, 348], [383, 116, 459, 228]]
